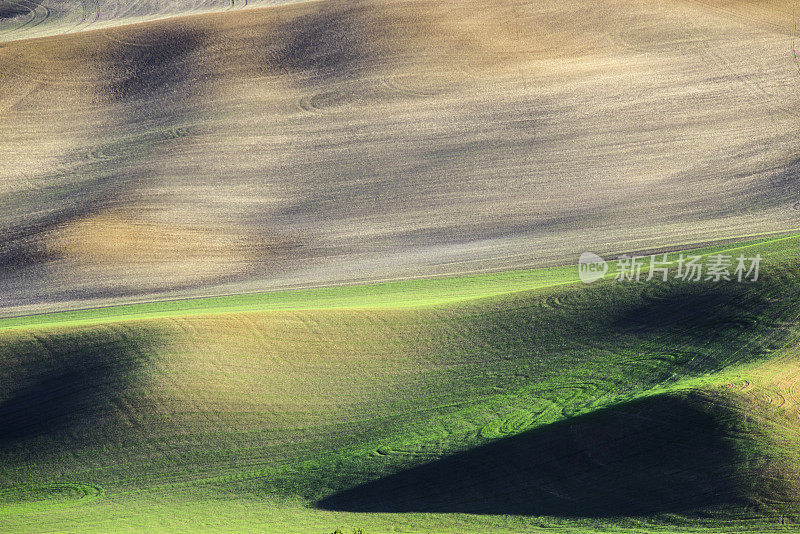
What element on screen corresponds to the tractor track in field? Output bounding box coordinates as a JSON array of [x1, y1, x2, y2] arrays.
[[82, 144, 118, 164], [69, 0, 88, 33], [755, 387, 788, 408], [0, 482, 104, 515], [378, 72, 448, 98], [526, 381, 609, 419], [231, 314, 272, 347], [794, 0, 800, 76], [718, 379, 756, 398], [687, 0, 800, 122], [294, 92, 338, 116], [608, 0, 800, 121], [23, 0, 48, 30], [292, 79, 399, 116], [100, 28, 162, 48], [77, 126, 196, 166], [684, 0, 795, 35], [535, 291, 602, 311], [603, 27, 710, 56], [115, 0, 149, 21], [1, 0, 50, 35], [0, 0, 36, 34], [784, 358, 800, 399], [0, 80, 40, 115], [373, 444, 442, 459], [616, 351, 695, 369], [79, 0, 101, 31], [479, 406, 548, 439]]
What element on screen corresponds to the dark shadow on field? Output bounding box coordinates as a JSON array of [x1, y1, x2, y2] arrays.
[[0, 326, 162, 443], [439, 274, 787, 394], [318, 391, 748, 516], [266, 4, 383, 82], [609, 286, 753, 333], [310, 270, 799, 514], [0, 3, 29, 19], [98, 26, 208, 103]]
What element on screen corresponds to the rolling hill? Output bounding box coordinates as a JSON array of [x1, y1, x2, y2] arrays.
[[2, 0, 800, 531], [1, 0, 799, 313], [1, 236, 800, 532]]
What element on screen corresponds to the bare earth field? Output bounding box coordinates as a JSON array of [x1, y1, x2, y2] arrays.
[[3, 1, 800, 532], [1, 0, 799, 313]]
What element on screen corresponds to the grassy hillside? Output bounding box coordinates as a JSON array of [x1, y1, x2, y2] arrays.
[[2, 0, 799, 311], [0, 232, 792, 328], [3, 0, 800, 531], [2, 235, 800, 532]]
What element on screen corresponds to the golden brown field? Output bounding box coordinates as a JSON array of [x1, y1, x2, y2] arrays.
[[2, 0, 798, 313]]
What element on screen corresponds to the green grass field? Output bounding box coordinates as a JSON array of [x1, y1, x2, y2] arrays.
[[3, 0, 800, 531], [1, 231, 794, 329], [3, 234, 800, 533]]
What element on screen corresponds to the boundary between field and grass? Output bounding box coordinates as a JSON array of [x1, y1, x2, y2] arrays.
[[0, 231, 798, 331]]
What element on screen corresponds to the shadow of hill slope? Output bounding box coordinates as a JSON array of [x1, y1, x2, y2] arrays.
[[0, 3, 29, 19], [99, 25, 207, 103], [0, 325, 163, 443], [318, 390, 771, 517], [266, 4, 381, 83]]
